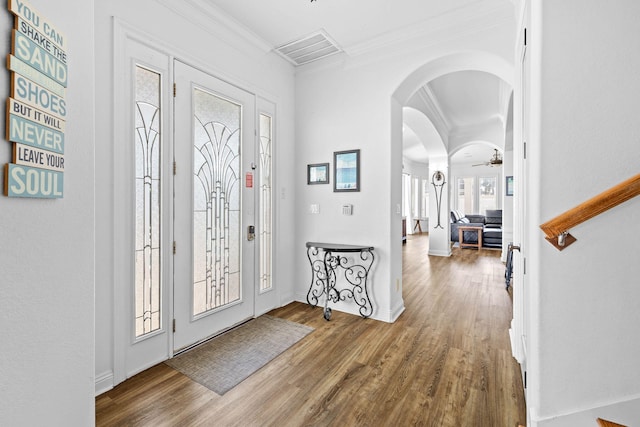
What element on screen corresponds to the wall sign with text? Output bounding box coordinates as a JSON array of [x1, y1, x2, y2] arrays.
[[4, 0, 68, 198]]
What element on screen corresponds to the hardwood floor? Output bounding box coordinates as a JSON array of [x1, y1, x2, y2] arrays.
[[96, 234, 526, 426]]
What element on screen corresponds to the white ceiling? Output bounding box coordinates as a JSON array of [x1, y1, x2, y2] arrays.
[[203, 0, 485, 53], [427, 71, 509, 130], [451, 144, 501, 166], [202, 0, 515, 166], [411, 70, 513, 166]]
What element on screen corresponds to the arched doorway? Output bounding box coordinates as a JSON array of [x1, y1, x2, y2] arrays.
[[392, 50, 516, 345]]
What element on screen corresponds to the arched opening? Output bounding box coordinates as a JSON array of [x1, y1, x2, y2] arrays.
[[392, 51, 515, 299]]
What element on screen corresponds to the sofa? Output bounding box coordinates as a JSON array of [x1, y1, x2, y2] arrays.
[[450, 209, 503, 248]]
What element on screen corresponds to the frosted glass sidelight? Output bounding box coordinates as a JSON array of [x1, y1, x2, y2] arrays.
[[259, 114, 273, 292], [192, 88, 241, 316], [134, 66, 162, 338]]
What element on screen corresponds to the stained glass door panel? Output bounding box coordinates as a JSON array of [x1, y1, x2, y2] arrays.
[[192, 88, 241, 316], [258, 113, 272, 293], [173, 61, 255, 352]]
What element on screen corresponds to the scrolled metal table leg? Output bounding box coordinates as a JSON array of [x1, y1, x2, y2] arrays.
[[323, 250, 333, 321]]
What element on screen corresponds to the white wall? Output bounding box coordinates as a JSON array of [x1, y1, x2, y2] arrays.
[[0, 0, 96, 425], [294, 17, 514, 321], [403, 158, 430, 177], [296, 60, 397, 320], [94, 0, 296, 392], [527, 1, 640, 425]]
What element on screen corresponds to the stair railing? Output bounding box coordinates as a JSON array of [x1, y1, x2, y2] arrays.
[[597, 417, 627, 427], [540, 173, 640, 250]]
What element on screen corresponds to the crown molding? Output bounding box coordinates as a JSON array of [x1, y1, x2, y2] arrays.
[[155, 0, 514, 73], [153, 0, 273, 55], [345, 2, 514, 58], [415, 85, 452, 142]]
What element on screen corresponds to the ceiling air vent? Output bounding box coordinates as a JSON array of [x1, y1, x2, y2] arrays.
[[275, 30, 342, 66]]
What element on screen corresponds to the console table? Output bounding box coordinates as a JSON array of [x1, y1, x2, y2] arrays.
[[306, 242, 375, 320]]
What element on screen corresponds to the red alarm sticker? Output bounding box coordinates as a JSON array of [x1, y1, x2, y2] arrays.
[[246, 172, 253, 188]]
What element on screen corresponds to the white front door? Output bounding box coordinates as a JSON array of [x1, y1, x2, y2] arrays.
[[173, 60, 256, 352]]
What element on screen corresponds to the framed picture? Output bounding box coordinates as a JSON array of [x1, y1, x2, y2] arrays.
[[307, 163, 329, 185], [334, 149, 360, 192], [506, 175, 514, 196]]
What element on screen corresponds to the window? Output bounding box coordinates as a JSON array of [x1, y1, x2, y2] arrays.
[[134, 65, 162, 338], [412, 177, 420, 218], [479, 176, 498, 214], [455, 175, 500, 215], [457, 177, 475, 215], [402, 173, 411, 217], [421, 178, 429, 218]]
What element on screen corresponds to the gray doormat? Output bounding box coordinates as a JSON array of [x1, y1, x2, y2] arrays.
[[165, 315, 313, 395]]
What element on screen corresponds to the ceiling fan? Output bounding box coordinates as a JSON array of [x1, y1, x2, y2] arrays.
[[472, 149, 503, 167]]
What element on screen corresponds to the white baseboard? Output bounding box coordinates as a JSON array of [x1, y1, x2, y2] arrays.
[[389, 301, 405, 323], [428, 248, 452, 257], [278, 294, 295, 308], [531, 393, 640, 427], [509, 326, 517, 358], [293, 293, 394, 323], [294, 292, 309, 305], [95, 371, 114, 396]]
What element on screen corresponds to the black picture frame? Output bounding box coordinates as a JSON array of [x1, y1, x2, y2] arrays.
[[333, 149, 360, 192], [506, 175, 514, 196], [307, 163, 330, 185]]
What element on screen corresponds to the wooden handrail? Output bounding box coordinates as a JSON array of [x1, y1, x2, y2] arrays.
[[540, 173, 640, 250], [597, 417, 627, 427]]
